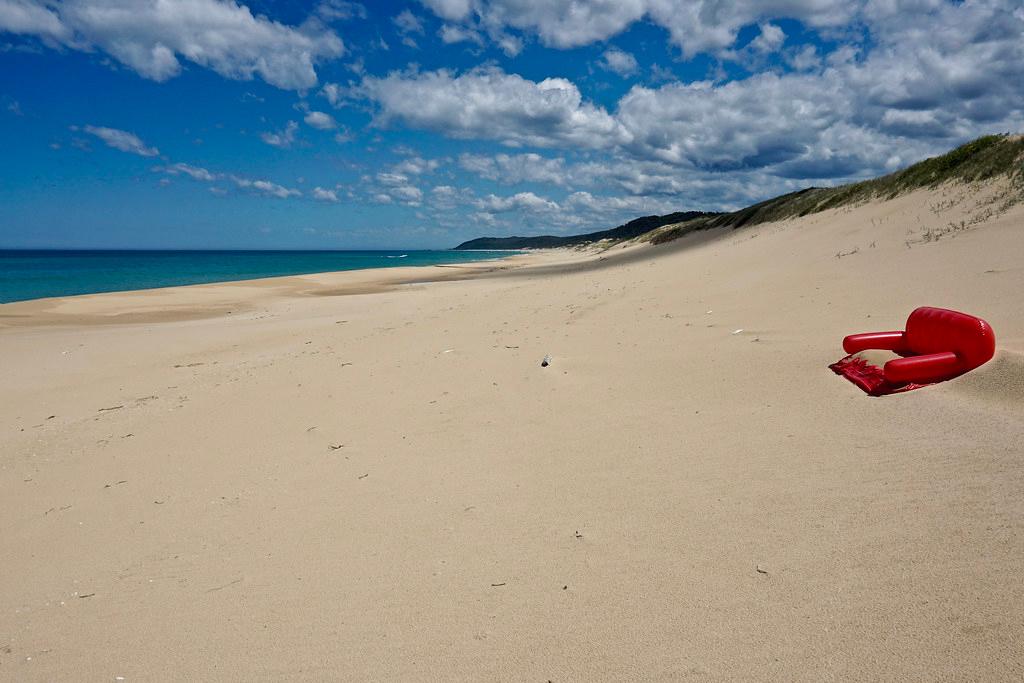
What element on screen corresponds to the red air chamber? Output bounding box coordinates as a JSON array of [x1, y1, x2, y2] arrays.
[[832, 306, 995, 395]]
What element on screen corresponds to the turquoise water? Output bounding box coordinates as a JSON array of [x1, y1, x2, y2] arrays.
[[0, 250, 519, 304]]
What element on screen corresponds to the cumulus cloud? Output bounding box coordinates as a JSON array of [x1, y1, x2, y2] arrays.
[[786, 44, 821, 71], [261, 120, 299, 148], [377, 171, 410, 186], [393, 8, 424, 47], [616, 73, 841, 169], [233, 176, 301, 198], [0, 0, 344, 89], [493, 32, 522, 56], [0, 0, 70, 40], [312, 186, 339, 201], [428, 184, 466, 209], [438, 22, 483, 46], [459, 152, 568, 186], [320, 82, 348, 107], [475, 191, 558, 213], [455, 186, 699, 235], [450, 150, 800, 210], [416, 0, 855, 57], [358, 66, 629, 149], [749, 22, 785, 53], [419, 0, 472, 22], [393, 8, 424, 34], [390, 184, 423, 204], [362, 2, 1024, 187], [164, 162, 218, 181], [598, 47, 638, 77], [365, 170, 425, 205], [392, 156, 441, 175], [304, 110, 336, 130], [81, 124, 159, 156], [315, 0, 365, 22]]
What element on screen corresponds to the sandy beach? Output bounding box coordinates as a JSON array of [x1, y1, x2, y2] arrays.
[[2, 183, 1023, 680]]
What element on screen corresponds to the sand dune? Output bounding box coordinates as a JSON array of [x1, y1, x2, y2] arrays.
[[1, 182, 1023, 680]]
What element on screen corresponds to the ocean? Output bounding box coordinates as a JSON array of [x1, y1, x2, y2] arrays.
[[0, 249, 519, 304]]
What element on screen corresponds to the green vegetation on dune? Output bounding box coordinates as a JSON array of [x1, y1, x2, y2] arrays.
[[649, 134, 1024, 245]]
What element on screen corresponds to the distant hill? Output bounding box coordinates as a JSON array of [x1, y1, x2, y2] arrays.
[[453, 211, 716, 250]]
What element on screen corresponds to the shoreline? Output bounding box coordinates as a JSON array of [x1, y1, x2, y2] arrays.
[[0, 247, 605, 328], [0, 248, 529, 309]]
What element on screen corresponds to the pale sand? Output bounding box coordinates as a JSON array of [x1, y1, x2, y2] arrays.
[[2, 183, 1023, 680]]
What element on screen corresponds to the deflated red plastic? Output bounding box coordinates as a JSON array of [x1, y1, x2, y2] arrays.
[[841, 306, 996, 386]]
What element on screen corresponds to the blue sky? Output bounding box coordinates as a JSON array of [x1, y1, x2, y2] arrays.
[[1, 0, 1022, 249]]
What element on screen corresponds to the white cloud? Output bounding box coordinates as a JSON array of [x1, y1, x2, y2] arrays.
[[0, 0, 344, 89], [233, 176, 301, 198], [450, 185, 695, 236], [392, 156, 441, 175], [616, 73, 841, 169], [376, 171, 409, 186], [365, 170, 425, 205], [438, 22, 483, 46], [312, 186, 339, 201], [475, 191, 558, 213], [393, 8, 424, 47], [304, 110, 336, 130], [598, 47, 638, 77], [416, 0, 855, 57], [429, 184, 465, 209], [390, 184, 423, 204], [315, 0, 365, 22], [459, 152, 568, 186], [320, 82, 348, 107], [494, 33, 522, 56], [261, 120, 299, 148], [160, 161, 346, 204], [164, 162, 217, 181], [749, 22, 785, 53], [82, 124, 159, 156], [369, 2, 1024, 186], [787, 44, 821, 71], [359, 66, 629, 149], [0, 0, 70, 40], [393, 9, 424, 34], [418, 0, 472, 22]]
